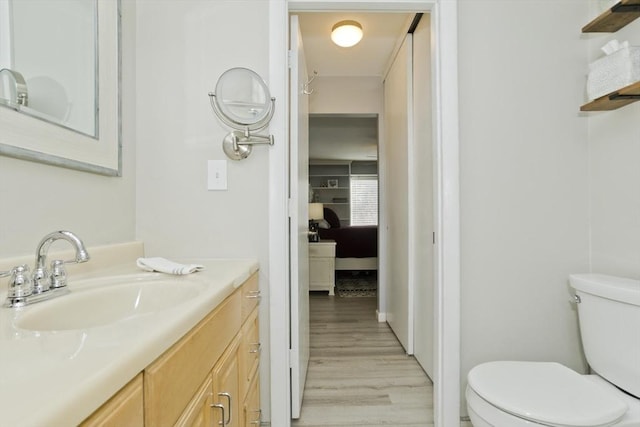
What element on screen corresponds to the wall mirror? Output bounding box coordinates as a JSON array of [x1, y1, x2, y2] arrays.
[[208, 67, 275, 161], [0, 0, 120, 176]]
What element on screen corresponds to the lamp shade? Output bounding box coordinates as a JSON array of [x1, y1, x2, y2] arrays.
[[309, 203, 324, 221], [331, 20, 363, 48]]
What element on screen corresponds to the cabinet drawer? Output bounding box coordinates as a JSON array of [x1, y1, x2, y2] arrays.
[[310, 258, 335, 283], [144, 290, 241, 426], [239, 308, 260, 398], [241, 272, 260, 320], [309, 243, 335, 258], [243, 375, 261, 427]]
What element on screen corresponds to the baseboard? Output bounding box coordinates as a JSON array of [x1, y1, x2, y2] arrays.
[[376, 310, 386, 322]]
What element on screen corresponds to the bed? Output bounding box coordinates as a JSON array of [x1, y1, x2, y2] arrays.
[[317, 208, 378, 270]]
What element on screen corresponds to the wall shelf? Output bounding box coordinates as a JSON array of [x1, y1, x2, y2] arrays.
[[582, 0, 640, 33], [580, 81, 640, 111], [309, 163, 352, 226]]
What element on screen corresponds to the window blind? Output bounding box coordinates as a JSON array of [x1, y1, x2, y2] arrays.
[[350, 175, 378, 226]]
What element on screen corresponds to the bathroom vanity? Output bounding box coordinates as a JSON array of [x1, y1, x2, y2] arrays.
[[0, 242, 260, 426], [82, 272, 260, 427]]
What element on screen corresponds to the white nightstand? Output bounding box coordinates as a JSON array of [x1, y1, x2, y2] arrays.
[[309, 240, 336, 295]]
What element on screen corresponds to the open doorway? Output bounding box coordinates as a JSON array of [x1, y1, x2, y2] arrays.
[[291, 9, 436, 425], [267, 2, 461, 426]]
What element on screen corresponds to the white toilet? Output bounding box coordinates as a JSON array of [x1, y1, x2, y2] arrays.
[[466, 274, 640, 427]]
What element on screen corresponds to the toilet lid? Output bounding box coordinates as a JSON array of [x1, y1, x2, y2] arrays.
[[468, 361, 628, 427]]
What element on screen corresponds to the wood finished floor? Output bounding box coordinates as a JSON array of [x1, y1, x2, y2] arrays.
[[291, 293, 435, 427]]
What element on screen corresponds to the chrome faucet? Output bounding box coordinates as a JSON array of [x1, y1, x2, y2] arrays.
[[33, 231, 90, 293], [3, 230, 90, 308]]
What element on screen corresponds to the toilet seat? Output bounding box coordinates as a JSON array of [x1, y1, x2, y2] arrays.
[[467, 361, 628, 427]]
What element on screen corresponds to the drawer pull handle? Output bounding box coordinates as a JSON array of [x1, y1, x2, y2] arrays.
[[218, 392, 232, 425], [250, 408, 262, 425], [211, 403, 226, 427], [249, 342, 261, 354], [246, 290, 261, 300]]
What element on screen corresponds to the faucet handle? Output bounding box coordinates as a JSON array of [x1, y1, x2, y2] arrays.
[[50, 260, 67, 289], [7, 265, 33, 298], [32, 266, 50, 294]]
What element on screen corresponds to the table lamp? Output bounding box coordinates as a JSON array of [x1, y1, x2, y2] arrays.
[[308, 203, 324, 242]]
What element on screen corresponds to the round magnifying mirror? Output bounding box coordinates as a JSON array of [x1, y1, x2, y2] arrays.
[[213, 67, 272, 131]]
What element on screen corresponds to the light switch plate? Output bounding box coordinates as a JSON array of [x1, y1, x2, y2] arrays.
[[207, 160, 227, 190]]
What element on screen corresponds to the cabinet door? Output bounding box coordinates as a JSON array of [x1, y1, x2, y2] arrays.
[[145, 291, 241, 426], [212, 338, 241, 427], [174, 375, 213, 427], [242, 376, 261, 427]]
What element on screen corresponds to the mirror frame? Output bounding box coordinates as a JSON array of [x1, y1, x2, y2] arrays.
[[214, 67, 273, 129], [0, 0, 121, 176]]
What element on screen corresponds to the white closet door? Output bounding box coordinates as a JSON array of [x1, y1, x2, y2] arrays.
[[383, 34, 414, 353], [412, 15, 435, 378]]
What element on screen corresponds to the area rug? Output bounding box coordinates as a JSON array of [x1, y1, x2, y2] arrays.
[[335, 270, 377, 297]]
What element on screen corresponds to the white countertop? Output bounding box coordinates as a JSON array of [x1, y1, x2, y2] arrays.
[[0, 257, 259, 427]]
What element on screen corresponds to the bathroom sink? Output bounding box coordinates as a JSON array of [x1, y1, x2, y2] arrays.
[[15, 279, 204, 331]]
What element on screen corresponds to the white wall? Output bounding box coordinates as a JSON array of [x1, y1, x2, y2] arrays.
[[309, 115, 378, 160], [458, 0, 591, 416], [133, 0, 271, 418], [587, 9, 640, 279], [0, 0, 136, 258], [309, 76, 382, 114]]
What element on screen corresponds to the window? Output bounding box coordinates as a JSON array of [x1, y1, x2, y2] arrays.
[[350, 175, 378, 226]]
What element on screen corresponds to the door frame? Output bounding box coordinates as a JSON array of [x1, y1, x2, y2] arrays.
[[267, 1, 460, 426]]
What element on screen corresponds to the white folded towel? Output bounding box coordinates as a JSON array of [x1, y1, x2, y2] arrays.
[[136, 257, 205, 275]]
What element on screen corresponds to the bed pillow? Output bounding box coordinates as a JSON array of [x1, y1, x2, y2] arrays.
[[323, 207, 341, 228], [317, 219, 331, 229]]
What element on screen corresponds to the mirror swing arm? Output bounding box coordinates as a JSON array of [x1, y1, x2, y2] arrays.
[[207, 67, 276, 161], [222, 128, 274, 162], [208, 93, 275, 160]]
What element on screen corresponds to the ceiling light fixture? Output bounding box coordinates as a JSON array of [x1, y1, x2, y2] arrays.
[[331, 20, 363, 48]]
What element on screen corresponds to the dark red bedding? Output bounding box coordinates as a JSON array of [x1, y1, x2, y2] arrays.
[[318, 226, 377, 258]]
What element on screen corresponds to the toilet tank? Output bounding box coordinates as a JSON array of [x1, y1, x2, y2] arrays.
[[570, 274, 640, 398]]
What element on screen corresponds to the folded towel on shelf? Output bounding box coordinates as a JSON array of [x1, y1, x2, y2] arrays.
[[136, 257, 205, 275], [587, 41, 640, 100]]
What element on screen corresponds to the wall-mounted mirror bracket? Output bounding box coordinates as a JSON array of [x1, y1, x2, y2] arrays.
[[222, 129, 275, 160], [208, 67, 275, 161]]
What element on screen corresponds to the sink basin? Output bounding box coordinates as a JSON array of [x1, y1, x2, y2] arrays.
[[15, 279, 204, 331]]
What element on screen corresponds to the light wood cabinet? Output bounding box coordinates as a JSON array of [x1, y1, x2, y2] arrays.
[[144, 288, 242, 426], [211, 337, 241, 426], [81, 273, 260, 427], [239, 308, 260, 396], [174, 376, 213, 427], [80, 374, 144, 427], [242, 375, 261, 426]]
